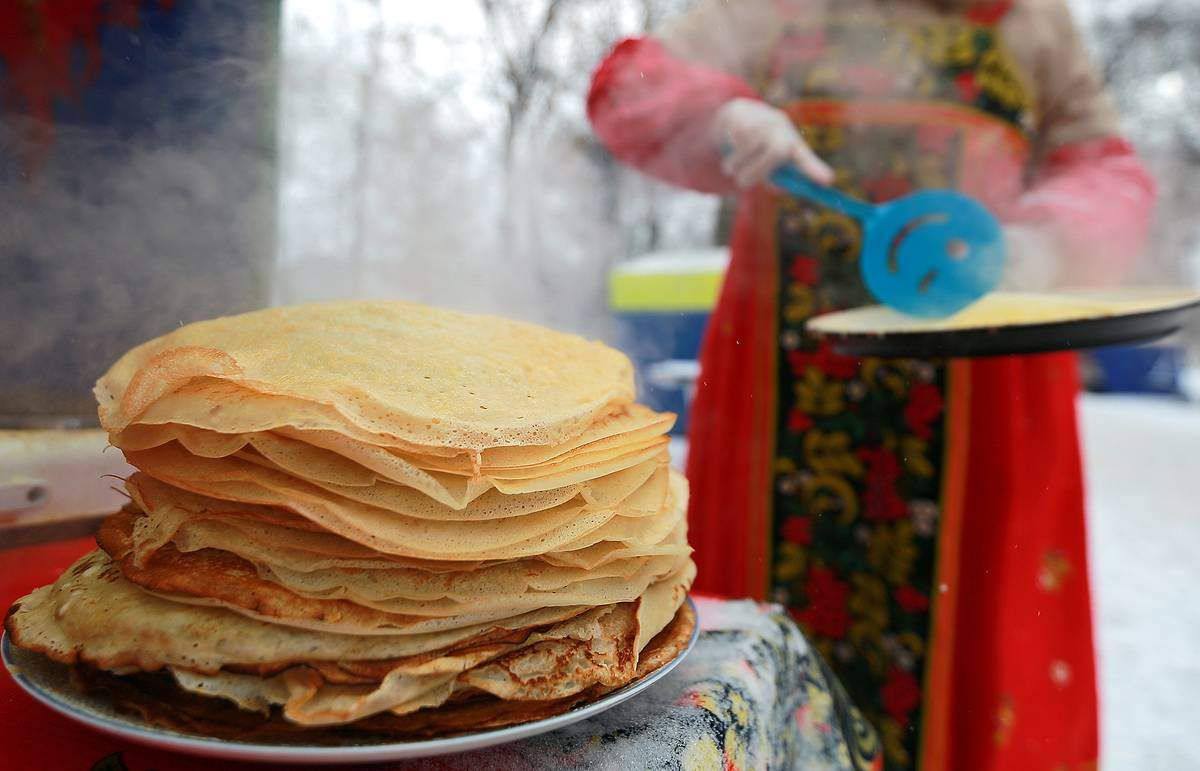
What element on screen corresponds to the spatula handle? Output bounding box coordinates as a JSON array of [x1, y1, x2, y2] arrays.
[[769, 165, 876, 221]]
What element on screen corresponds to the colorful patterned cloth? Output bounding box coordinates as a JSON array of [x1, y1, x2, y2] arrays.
[[387, 598, 881, 771], [0, 540, 880, 771]]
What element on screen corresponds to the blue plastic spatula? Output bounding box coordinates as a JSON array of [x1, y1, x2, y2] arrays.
[[769, 164, 1005, 318]]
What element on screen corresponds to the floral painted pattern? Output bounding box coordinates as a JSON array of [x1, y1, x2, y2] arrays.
[[765, 14, 1033, 132], [764, 11, 1033, 770], [773, 234, 948, 768], [386, 598, 881, 771]]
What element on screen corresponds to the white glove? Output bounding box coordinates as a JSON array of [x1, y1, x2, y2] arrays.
[[711, 98, 834, 189], [1000, 223, 1065, 292]]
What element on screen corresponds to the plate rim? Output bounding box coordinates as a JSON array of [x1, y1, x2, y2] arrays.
[[2, 597, 699, 765]]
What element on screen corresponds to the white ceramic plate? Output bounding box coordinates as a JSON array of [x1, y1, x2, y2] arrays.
[[1, 598, 698, 765]]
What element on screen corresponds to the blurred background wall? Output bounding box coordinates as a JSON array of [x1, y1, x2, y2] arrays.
[[0, 1, 279, 423]]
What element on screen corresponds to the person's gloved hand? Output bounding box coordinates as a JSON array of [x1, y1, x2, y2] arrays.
[[712, 98, 834, 189], [1000, 223, 1065, 292]]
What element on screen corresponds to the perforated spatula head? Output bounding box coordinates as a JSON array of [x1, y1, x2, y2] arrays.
[[860, 189, 1005, 317], [769, 165, 1005, 317]]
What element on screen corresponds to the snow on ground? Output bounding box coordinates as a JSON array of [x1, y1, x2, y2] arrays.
[[1081, 394, 1200, 770]]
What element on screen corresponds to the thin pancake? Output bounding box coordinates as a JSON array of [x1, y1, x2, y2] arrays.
[[69, 601, 696, 741], [94, 301, 635, 451], [122, 469, 689, 572], [121, 462, 620, 562], [122, 450, 678, 561], [164, 564, 694, 725], [113, 403, 675, 474], [98, 508, 690, 628], [4, 552, 594, 672], [402, 404, 676, 472], [112, 378, 468, 456], [236, 445, 666, 521], [808, 289, 1200, 335], [158, 501, 692, 575]]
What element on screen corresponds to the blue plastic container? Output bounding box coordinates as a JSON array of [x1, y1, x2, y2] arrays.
[[1083, 345, 1185, 396], [609, 250, 728, 435]]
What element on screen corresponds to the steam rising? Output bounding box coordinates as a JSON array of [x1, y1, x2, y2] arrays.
[[0, 2, 276, 423], [2, 0, 1197, 423], [276, 0, 712, 337]]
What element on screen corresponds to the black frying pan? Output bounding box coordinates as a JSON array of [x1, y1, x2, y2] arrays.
[[807, 290, 1200, 359]]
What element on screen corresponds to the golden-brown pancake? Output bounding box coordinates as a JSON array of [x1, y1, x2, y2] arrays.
[[4, 552, 593, 671], [114, 403, 676, 475], [123, 464, 685, 562], [161, 564, 693, 725], [6, 550, 694, 725], [808, 288, 1200, 335], [5, 300, 701, 739], [156, 500, 692, 575], [70, 601, 696, 742], [95, 301, 635, 451], [97, 508, 690, 630]]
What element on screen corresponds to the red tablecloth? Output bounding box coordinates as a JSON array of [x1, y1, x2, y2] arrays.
[[1, 539, 288, 771]]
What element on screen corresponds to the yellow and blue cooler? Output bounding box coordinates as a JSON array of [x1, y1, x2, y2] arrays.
[[608, 249, 728, 436]]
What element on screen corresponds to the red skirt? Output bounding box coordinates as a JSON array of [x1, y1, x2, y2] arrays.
[[685, 188, 1098, 771]]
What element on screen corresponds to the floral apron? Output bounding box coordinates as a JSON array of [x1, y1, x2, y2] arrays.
[[686, 3, 1095, 769]]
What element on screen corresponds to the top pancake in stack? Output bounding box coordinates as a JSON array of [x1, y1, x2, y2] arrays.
[[6, 302, 696, 731]]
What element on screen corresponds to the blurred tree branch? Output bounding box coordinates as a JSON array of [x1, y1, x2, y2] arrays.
[[349, 0, 382, 294]]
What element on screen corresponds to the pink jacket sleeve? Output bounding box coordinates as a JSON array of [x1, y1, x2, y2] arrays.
[[587, 37, 761, 195], [1011, 138, 1156, 286], [1004, 0, 1157, 285]]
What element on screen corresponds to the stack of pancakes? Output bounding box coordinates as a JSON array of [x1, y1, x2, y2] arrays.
[[5, 302, 696, 737]]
